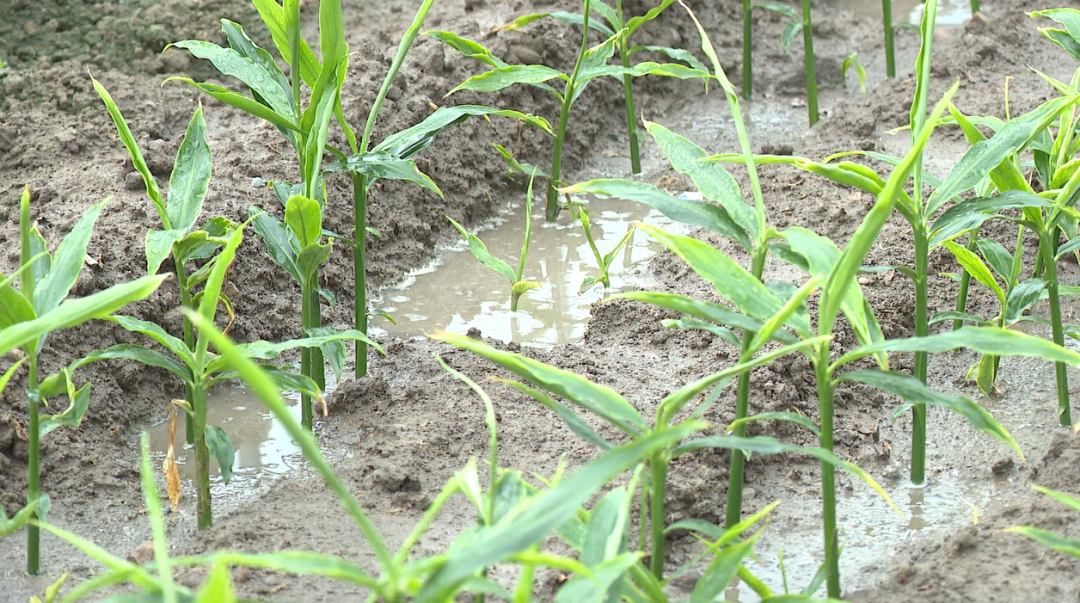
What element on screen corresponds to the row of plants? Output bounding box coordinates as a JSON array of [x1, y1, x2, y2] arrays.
[[3, 0, 1080, 600]]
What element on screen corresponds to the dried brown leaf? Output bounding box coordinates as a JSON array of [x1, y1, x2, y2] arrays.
[[163, 401, 184, 513]]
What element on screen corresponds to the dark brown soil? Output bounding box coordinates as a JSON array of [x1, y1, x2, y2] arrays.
[[4, 0, 1080, 601]]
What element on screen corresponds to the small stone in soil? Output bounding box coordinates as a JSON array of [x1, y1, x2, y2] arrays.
[[127, 541, 154, 565], [991, 457, 1015, 475]]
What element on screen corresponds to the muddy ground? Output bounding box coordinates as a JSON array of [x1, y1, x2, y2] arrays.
[[3, 0, 1080, 601]]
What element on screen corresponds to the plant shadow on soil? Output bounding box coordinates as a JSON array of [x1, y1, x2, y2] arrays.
[[4, 0, 1080, 602]]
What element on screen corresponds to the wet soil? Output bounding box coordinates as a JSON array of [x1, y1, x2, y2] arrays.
[[4, 0, 1080, 601]]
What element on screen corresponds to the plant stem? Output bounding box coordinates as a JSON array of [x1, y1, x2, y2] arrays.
[[546, 0, 592, 222], [1041, 230, 1072, 426], [26, 354, 40, 575], [353, 175, 369, 379], [883, 0, 895, 78], [309, 286, 325, 393], [815, 345, 840, 599], [649, 451, 668, 579], [725, 248, 768, 529], [288, 0, 301, 117], [301, 284, 314, 430], [801, 0, 818, 126], [193, 383, 212, 530], [743, 0, 753, 99], [952, 228, 979, 332], [911, 223, 929, 485], [175, 259, 196, 446], [971, 0, 981, 13], [616, 0, 641, 174]]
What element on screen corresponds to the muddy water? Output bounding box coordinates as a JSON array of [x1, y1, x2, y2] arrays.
[[824, 0, 978, 26], [728, 476, 991, 600], [144, 384, 343, 509], [369, 195, 682, 346]]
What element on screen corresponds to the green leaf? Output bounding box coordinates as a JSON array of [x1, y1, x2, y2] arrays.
[[928, 95, 1080, 213], [0, 271, 36, 330], [564, 180, 749, 249], [977, 238, 1017, 284], [838, 369, 1022, 459], [0, 494, 46, 536], [930, 191, 1054, 246], [28, 226, 51, 288], [780, 21, 803, 53], [943, 241, 1005, 305], [205, 425, 236, 484], [250, 0, 321, 86], [300, 66, 341, 199], [1034, 485, 1080, 513], [415, 423, 703, 601], [928, 311, 988, 326], [70, 344, 193, 384], [424, 30, 509, 68], [833, 326, 1080, 369], [581, 487, 630, 567], [173, 551, 376, 587], [163, 77, 299, 133], [39, 380, 91, 439], [447, 217, 517, 284], [614, 291, 798, 345], [645, 120, 757, 236], [0, 274, 168, 358], [375, 105, 554, 158], [662, 317, 742, 347], [555, 554, 641, 603], [691, 531, 761, 603], [449, 65, 569, 96], [632, 45, 709, 73], [673, 435, 900, 514], [1030, 9, 1080, 60], [495, 378, 614, 451], [197, 220, 245, 324], [169, 40, 295, 119], [167, 105, 212, 233], [285, 195, 322, 248], [249, 208, 302, 283], [635, 223, 785, 324], [146, 229, 187, 275], [91, 77, 169, 228], [726, 411, 820, 437], [325, 152, 442, 196], [842, 52, 867, 92], [221, 19, 293, 112], [211, 329, 385, 376], [1005, 278, 1048, 323], [194, 564, 236, 603], [1006, 526, 1080, 559], [498, 11, 617, 37], [173, 226, 233, 266], [754, 2, 799, 21], [108, 315, 195, 367], [307, 326, 346, 382], [431, 331, 647, 435], [1057, 235, 1080, 259], [821, 81, 958, 333], [34, 197, 109, 316], [0, 357, 26, 398]]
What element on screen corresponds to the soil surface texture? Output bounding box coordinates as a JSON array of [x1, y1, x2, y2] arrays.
[[3, 0, 1080, 601]]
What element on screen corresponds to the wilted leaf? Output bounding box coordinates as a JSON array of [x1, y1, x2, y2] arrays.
[[164, 402, 182, 513]]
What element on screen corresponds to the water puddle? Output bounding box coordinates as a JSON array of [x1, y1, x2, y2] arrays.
[[144, 384, 342, 510], [723, 476, 988, 600], [369, 194, 681, 346], [824, 0, 978, 26]]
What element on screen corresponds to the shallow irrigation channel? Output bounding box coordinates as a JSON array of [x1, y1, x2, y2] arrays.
[[369, 194, 683, 346]]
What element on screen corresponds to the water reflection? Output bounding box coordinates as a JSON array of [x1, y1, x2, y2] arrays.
[[370, 195, 678, 346], [824, 0, 977, 26]]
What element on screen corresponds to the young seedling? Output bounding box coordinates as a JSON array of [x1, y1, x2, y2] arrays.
[[65, 220, 379, 529], [3, 187, 168, 574], [755, 1, 819, 124], [447, 172, 540, 312], [579, 207, 635, 293], [497, 0, 702, 175], [429, 0, 709, 221], [93, 79, 233, 444]]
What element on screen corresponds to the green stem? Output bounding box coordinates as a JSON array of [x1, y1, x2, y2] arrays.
[[801, 0, 818, 126], [546, 0, 592, 222], [193, 382, 212, 530], [815, 346, 840, 598], [26, 353, 40, 575], [911, 223, 929, 485], [175, 259, 196, 446], [883, 0, 895, 78], [353, 174, 369, 379], [301, 284, 314, 431], [616, 0, 640, 174], [1041, 230, 1072, 426], [649, 451, 668, 579], [743, 0, 753, 99], [952, 228, 979, 332], [725, 247, 768, 529], [288, 0, 301, 117], [309, 286, 325, 393], [971, 0, 981, 13]]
